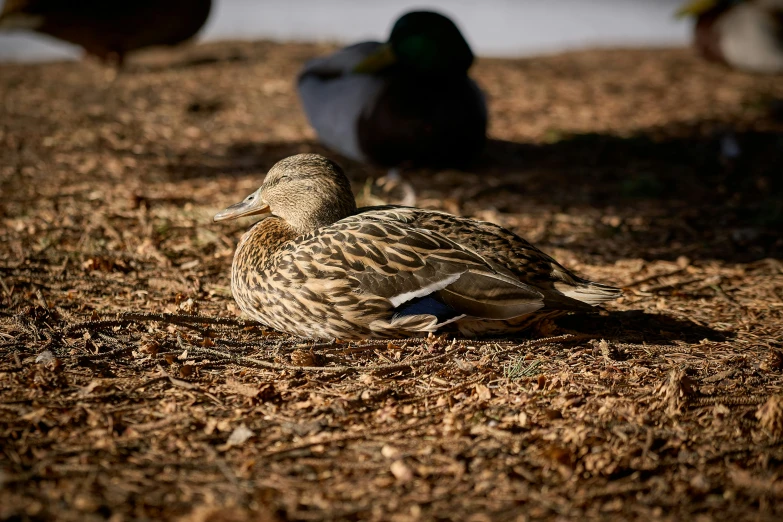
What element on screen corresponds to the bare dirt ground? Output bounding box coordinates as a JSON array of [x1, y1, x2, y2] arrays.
[[1, 41, 783, 521]]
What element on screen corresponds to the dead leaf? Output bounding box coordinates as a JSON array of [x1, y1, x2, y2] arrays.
[[657, 368, 695, 416], [218, 424, 254, 451], [79, 380, 104, 396], [225, 378, 261, 398], [140, 341, 160, 355], [290, 349, 320, 367], [474, 384, 492, 401], [756, 395, 783, 437], [179, 298, 198, 314]]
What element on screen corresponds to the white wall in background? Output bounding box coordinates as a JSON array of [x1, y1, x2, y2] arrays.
[[0, 0, 691, 62]]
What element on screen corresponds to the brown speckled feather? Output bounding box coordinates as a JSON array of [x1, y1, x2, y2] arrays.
[[230, 205, 620, 339], [216, 154, 621, 339]]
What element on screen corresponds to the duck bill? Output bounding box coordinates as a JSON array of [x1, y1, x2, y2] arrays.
[[676, 0, 719, 17], [353, 43, 397, 74], [213, 198, 271, 222]]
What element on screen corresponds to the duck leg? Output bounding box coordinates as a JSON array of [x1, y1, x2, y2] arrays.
[[378, 165, 416, 207]]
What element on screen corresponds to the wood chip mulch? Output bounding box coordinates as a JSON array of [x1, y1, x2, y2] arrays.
[[1, 40, 783, 521]]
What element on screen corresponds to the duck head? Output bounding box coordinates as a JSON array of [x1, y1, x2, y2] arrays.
[[354, 10, 474, 76], [213, 154, 357, 235], [676, 0, 749, 17]]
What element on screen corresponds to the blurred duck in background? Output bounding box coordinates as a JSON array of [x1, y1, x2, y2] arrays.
[[678, 0, 783, 73], [297, 10, 487, 168], [0, 0, 212, 67]]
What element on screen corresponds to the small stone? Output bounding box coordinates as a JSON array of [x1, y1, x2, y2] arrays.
[[381, 445, 402, 460], [390, 460, 413, 483], [223, 424, 254, 449]]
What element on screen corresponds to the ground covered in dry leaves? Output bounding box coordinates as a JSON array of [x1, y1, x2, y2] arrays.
[[2, 41, 783, 521]]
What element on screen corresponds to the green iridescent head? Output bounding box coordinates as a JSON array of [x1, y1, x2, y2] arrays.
[[354, 10, 474, 76], [390, 11, 474, 73]]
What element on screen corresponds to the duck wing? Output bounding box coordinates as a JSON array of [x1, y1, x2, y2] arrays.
[[355, 76, 487, 167], [297, 42, 386, 162], [322, 214, 593, 325], [354, 207, 622, 308]]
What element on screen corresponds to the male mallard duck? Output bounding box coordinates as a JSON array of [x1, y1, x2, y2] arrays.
[[0, 0, 212, 67], [678, 0, 783, 73], [297, 10, 487, 168], [214, 154, 621, 339]]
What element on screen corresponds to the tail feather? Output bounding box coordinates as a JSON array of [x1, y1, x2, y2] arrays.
[[369, 314, 439, 335], [555, 281, 623, 307]]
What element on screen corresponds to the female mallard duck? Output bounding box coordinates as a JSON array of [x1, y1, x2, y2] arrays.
[[297, 10, 487, 168], [0, 0, 212, 67], [214, 154, 621, 339], [678, 0, 783, 73]]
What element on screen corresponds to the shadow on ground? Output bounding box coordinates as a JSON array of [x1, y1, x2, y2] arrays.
[[558, 309, 730, 345], [165, 114, 783, 263], [481, 128, 783, 206], [481, 126, 783, 262], [168, 140, 338, 179]]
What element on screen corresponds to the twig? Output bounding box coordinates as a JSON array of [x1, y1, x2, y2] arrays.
[[504, 358, 543, 381], [35, 288, 49, 309], [0, 277, 11, 297], [488, 333, 595, 361], [78, 345, 133, 361], [128, 375, 170, 393], [185, 344, 457, 374], [122, 312, 260, 328], [623, 267, 687, 289], [262, 419, 430, 459], [710, 284, 741, 307], [690, 395, 768, 407], [64, 312, 262, 335], [156, 364, 197, 390], [397, 373, 488, 405], [64, 318, 138, 335], [644, 276, 708, 294]]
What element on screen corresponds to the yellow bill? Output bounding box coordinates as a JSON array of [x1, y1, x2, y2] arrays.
[[676, 0, 720, 18], [353, 43, 397, 74]]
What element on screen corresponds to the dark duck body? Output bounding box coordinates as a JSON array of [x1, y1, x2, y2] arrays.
[[297, 11, 487, 168], [214, 154, 621, 339], [678, 0, 783, 73], [0, 0, 212, 66]]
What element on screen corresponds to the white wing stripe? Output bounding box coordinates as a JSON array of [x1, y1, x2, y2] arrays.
[[387, 273, 462, 308]]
